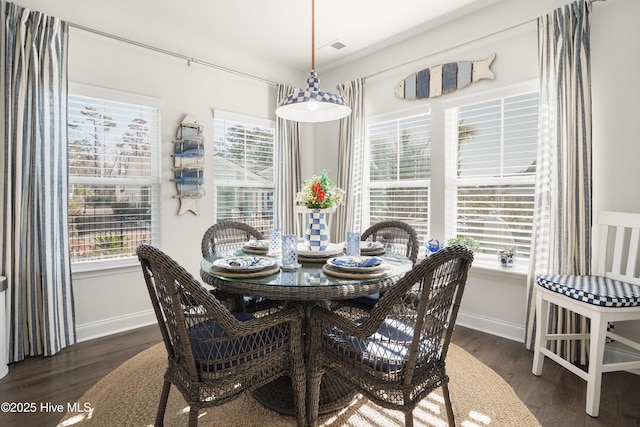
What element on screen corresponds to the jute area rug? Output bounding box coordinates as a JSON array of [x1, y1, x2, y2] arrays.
[[58, 342, 540, 427]]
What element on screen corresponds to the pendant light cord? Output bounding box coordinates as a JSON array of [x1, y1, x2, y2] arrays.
[[311, 0, 315, 70]]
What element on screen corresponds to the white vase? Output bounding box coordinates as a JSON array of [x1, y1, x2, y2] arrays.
[[498, 253, 516, 268], [304, 208, 331, 251]]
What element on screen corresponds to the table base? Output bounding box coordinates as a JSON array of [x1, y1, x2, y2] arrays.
[[253, 373, 355, 416]]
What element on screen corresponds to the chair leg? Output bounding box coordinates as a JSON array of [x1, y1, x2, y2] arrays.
[[442, 382, 456, 427], [532, 290, 548, 376], [188, 406, 199, 427], [404, 411, 414, 427], [155, 378, 171, 427], [585, 313, 607, 417]]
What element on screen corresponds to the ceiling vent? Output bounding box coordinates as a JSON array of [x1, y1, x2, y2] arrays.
[[319, 40, 347, 54]]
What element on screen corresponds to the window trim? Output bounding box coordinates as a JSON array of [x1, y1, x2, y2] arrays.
[[443, 80, 539, 270], [68, 82, 163, 272], [212, 109, 275, 233], [363, 106, 432, 240]]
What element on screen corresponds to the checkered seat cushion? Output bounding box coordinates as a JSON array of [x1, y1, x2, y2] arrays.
[[536, 274, 640, 307]]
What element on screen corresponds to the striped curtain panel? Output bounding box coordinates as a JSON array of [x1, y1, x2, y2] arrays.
[[1, 1, 75, 362], [525, 0, 592, 364], [333, 78, 365, 242], [274, 84, 302, 236]]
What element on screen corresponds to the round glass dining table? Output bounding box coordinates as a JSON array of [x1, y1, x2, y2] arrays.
[[200, 251, 413, 301], [200, 250, 414, 416]]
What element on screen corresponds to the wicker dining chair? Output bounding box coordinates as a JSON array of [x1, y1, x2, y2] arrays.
[[361, 220, 420, 264], [201, 220, 283, 313], [349, 220, 421, 309], [201, 220, 264, 256], [137, 244, 306, 427], [307, 245, 474, 427]]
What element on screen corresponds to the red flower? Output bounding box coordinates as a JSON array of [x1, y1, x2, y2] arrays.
[[312, 182, 325, 203]]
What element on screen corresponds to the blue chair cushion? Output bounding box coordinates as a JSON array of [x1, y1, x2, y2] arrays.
[[351, 293, 380, 307], [243, 295, 264, 308], [188, 312, 286, 370], [537, 274, 640, 307], [325, 317, 437, 372]]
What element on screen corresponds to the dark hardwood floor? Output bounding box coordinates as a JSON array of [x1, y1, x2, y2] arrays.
[[0, 324, 638, 427]]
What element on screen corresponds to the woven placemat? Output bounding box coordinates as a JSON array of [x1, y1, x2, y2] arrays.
[[322, 263, 391, 279], [360, 249, 386, 256], [242, 247, 269, 255], [298, 255, 334, 263], [209, 264, 280, 279]]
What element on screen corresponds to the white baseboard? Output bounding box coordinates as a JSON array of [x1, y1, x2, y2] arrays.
[[75, 310, 157, 343], [604, 345, 640, 375], [457, 310, 640, 376], [456, 310, 525, 343]]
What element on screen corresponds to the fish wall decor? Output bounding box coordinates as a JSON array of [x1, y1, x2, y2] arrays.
[[172, 114, 205, 215], [395, 53, 496, 100]]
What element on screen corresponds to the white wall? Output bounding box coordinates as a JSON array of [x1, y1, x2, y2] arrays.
[[67, 29, 298, 340], [314, 0, 640, 345], [9, 0, 640, 346], [11, 0, 305, 340], [314, 3, 540, 342], [590, 0, 640, 350]]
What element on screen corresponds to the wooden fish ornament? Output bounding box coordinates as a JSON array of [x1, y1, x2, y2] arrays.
[[173, 114, 205, 215], [395, 53, 496, 100]]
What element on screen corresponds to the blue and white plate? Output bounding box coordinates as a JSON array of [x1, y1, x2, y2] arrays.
[[341, 241, 386, 256], [327, 256, 384, 272], [297, 242, 343, 257], [243, 240, 269, 253], [213, 256, 276, 271], [360, 241, 385, 252]]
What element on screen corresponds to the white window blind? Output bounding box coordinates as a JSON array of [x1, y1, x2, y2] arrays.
[[446, 91, 539, 261], [213, 111, 274, 234], [67, 86, 161, 267], [366, 113, 431, 239]]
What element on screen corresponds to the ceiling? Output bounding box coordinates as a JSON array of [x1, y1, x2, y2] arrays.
[[26, 0, 502, 73]]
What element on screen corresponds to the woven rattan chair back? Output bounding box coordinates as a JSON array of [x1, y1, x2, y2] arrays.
[[201, 220, 263, 257], [137, 244, 306, 427], [307, 245, 474, 427], [361, 220, 420, 264], [201, 221, 273, 313]]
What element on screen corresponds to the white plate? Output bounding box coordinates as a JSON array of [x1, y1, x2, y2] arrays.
[[360, 241, 385, 251], [243, 240, 269, 250], [213, 256, 276, 271], [297, 242, 344, 257], [343, 241, 385, 252], [327, 256, 384, 272]]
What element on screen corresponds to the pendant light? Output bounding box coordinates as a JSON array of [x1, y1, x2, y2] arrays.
[[275, 0, 351, 122]]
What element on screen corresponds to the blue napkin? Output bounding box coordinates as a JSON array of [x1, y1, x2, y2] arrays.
[[228, 256, 261, 268], [332, 256, 382, 268]]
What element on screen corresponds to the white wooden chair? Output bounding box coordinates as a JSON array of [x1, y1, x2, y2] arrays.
[[532, 211, 640, 417]]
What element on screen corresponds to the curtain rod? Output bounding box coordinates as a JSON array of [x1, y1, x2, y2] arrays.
[[364, 0, 605, 81], [69, 0, 605, 87], [68, 22, 278, 87]]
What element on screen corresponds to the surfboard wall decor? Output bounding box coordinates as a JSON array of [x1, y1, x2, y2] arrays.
[[395, 53, 496, 100]]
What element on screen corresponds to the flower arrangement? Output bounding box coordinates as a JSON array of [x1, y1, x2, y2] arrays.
[[296, 169, 345, 209]]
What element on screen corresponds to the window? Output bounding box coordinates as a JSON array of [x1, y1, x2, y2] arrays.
[[365, 113, 431, 239], [213, 111, 274, 234], [445, 91, 539, 263], [67, 84, 161, 268]]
